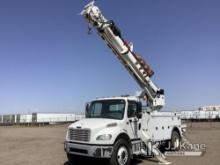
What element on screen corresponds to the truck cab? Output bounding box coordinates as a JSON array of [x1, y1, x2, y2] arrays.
[[64, 96, 182, 165]]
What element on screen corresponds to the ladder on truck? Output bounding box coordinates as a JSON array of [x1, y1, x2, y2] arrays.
[[81, 1, 170, 164]]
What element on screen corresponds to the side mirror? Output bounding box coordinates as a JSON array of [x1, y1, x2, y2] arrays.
[[136, 112, 142, 119], [136, 102, 142, 119], [85, 102, 90, 117]]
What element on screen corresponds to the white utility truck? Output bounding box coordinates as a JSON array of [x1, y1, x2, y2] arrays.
[[64, 2, 185, 165]]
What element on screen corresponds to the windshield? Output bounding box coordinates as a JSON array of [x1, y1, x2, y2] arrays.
[[86, 99, 125, 120]]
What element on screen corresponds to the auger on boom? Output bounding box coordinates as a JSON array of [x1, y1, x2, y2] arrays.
[[81, 1, 165, 111]]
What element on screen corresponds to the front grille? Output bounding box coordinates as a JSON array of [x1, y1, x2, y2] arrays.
[[69, 128, 91, 142]]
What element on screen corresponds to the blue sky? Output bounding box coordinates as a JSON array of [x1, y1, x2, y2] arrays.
[[0, 0, 219, 114]]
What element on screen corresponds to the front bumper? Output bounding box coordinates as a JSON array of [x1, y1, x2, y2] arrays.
[[64, 141, 113, 158]]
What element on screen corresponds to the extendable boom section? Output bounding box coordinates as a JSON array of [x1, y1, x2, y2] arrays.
[[81, 1, 165, 111]]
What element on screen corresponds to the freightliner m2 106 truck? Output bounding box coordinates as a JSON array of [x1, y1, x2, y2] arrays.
[[64, 2, 186, 165]]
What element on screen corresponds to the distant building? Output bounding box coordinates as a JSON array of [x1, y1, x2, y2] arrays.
[[179, 105, 220, 120], [199, 105, 220, 111], [0, 113, 85, 124]]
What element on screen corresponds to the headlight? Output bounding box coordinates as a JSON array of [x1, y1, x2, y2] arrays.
[[96, 134, 112, 140]]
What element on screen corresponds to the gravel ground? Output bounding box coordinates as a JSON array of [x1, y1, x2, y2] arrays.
[[0, 122, 220, 165]]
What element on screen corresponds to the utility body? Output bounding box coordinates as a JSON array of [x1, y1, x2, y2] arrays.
[[65, 2, 185, 165]]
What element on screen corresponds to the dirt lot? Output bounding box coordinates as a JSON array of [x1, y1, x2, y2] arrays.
[[0, 122, 220, 165]]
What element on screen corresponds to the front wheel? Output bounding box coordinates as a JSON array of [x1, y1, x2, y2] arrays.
[[67, 153, 81, 164], [109, 139, 131, 165]]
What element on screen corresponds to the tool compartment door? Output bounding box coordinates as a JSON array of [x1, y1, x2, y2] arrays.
[[141, 112, 181, 141]]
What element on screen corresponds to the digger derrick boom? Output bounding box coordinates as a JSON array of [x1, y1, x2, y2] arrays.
[[81, 2, 165, 110]]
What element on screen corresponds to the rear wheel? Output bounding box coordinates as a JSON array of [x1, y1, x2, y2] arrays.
[[109, 139, 131, 165], [170, 131, 181, 151]]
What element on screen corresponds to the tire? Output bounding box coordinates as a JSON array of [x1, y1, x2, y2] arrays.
[[170, 131, 181, 151], [67, 153, 81, 164], [109, 139, 131, 165]]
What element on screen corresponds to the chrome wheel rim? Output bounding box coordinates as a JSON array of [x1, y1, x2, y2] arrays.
[[174, 137, 180, 149], [117, 146, 128, 165]]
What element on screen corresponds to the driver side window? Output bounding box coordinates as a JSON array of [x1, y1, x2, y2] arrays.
[[127, 101, 137, 118]]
